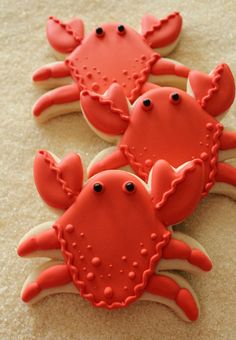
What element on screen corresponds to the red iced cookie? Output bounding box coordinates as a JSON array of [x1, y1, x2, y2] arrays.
[[81, 64, 236, 200], [32, 12, 191, 122], [18, 150, 212, 322]]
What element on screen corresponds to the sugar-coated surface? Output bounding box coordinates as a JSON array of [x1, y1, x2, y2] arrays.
[[0, 0, 236, 339]]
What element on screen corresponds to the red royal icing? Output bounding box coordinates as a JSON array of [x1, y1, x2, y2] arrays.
[[188, 63, 235, 117], [145, 275, 199, 321], [54, 170, 171, 308], [84, 83, 231, 195], [20, 152, 212, 315], [40, 14, 185, 105], [119, 88, 223, 194], [34, 150, 83, 210], [47, 16, 84, 54], [141, 12, 182, 48], [81, 84, 129, 135]]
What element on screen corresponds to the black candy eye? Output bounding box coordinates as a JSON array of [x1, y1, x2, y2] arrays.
[[170, 92, 181, 104], [93, 183, 103, 192], [142, 98, 153, 111], [124, 182, 135, 193], [96, 27, 104, 37], [117, 25, 125, 34]]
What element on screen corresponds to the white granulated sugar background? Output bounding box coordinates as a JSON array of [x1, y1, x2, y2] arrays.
[[0, 0, 236, 339]]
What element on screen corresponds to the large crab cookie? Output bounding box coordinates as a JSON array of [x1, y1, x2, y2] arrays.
[[80, 63, 236, 200], [17, 150, 212, 322], [32, 12, 191, 122]]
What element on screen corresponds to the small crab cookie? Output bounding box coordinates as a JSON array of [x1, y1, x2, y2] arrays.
[[32, 12, 191, 122], [79, 63, 236, 200], [17, 150, 212, 322]]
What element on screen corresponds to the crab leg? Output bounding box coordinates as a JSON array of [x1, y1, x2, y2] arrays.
[[32, 62, 72, 90], [144, 272, 199, 321], [158, 232, 212, 274], [32, 83, 81, 123], [219, 130, 236, 161], [21, 261, 73, 304], [149, 58, 190, 90], [216, 162, 236, 187], [17, 222, 62, 259], [88, 149, 128, 178], [210, 158, 236, 199]]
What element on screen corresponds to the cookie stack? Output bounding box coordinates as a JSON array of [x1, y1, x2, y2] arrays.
[[17, 12, 236, 322]]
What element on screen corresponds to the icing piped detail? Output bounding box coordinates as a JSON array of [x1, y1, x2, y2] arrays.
[[201, 65, 224, 108], [49, 16, 82, 43], [54, 223, 171, 309], [188, 63, 235, 117], [203, 123, 223, 195], [81, 90, 129, 122], [129, 53, 160, 102], [37, 150, 78, 197], [155, 159, 203, 209], [142, 12, 182, 48], [120, 144, 148, 181], [18, 151, 213, 320], [47, 16, 84, 53], [34, 150, 83, 210]]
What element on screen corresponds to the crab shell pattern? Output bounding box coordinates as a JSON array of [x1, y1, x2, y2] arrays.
[[18, 151, 212, 322], [32, 12, 190, 122], [80, 64, 236, 199]]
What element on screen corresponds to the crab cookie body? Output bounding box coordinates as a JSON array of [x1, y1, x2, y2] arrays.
[[119, 88, 222, 193], [18, 151, 212, 321], [55, 171, 169, 307], [81, 64, 236, 200], [66, 23, 159, 101], [32, 13, 190, 122]]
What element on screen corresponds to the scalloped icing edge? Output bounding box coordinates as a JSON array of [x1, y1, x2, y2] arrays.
[[119, 144, 149, 181], [37, 150, 79, 198], [153, 159, 203, 210], [49, 16, 82, 43], [200, 64, 224, 109], [143, 12, 181, 42], [81, 90, 130, 122], [202, 123, 223, 195]]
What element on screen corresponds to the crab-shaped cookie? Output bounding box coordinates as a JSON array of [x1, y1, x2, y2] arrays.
[[32, 13, 191, 122], [18, 150, 212, 322], [80, 63, 236, 200]]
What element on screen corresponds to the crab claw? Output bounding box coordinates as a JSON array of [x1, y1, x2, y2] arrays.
[[80, 84, 130, 140], [34, 150, 84, 210], [141, 12, 182, 56], [149, 159, 204, 226], [188, 63, 235, 117], [47, 16, 84, 54]]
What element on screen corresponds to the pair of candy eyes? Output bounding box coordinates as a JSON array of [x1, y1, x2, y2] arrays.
[[142, 92, 181, 111], [95, 25, 125, 37], [93, 182, 135, 193]]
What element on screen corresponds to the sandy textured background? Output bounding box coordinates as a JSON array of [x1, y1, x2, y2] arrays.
[[0, 0, 236, 339]]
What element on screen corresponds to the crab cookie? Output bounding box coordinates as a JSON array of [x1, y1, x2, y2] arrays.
[[80, 63, 236, 200], [32, 12, 191, 122], [17, 150, 212, 322]]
